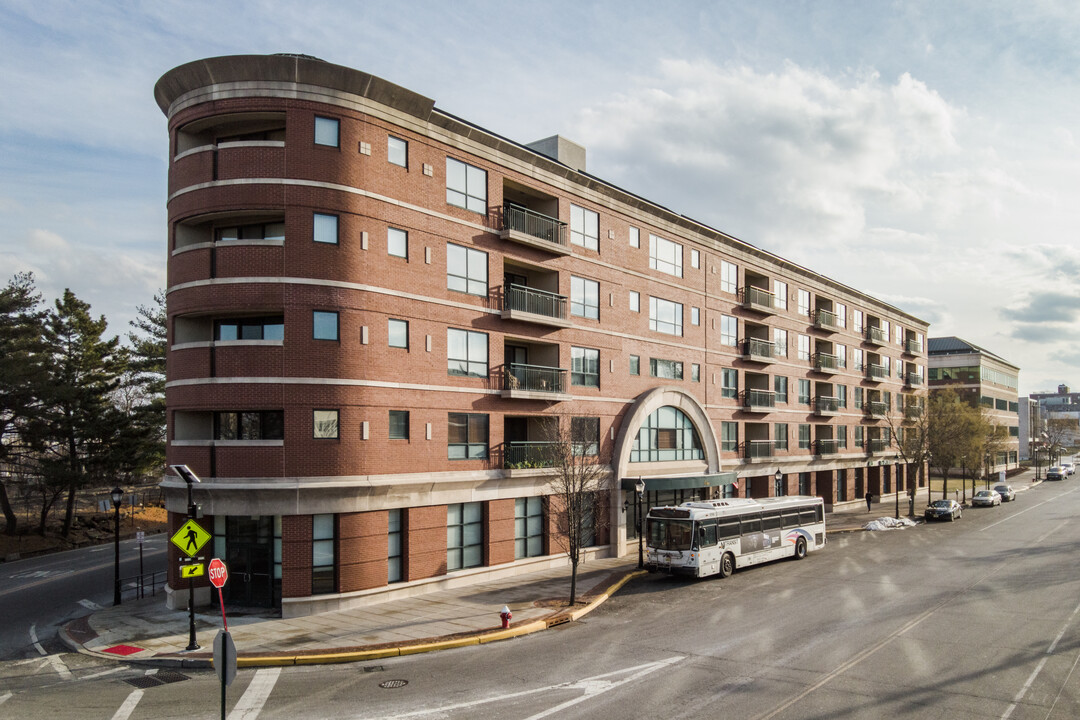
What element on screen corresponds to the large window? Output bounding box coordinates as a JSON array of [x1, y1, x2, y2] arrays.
[[798, 424, 811, 450], [798, 334, 810, 361], [572, 346, 600, 387], [313, 311, 338, 340], [570, 204, 599, 250], [774, 280, 788, 310], [314, 116, 339, 147], [720, 315, 737, 347], [447, 328, 488, 377], [446, 157, 487, 213], [837, 385, 847, 408], [313, 409, 339, 439], [313, 213, 338, 245], [854, 426, 864, 448], [571, 276, 599, 319], [721, 260, 738, 294], [853, 348, 864, 371], [388, 227, 408, 258], [447, 243, 488, 296], [649, 234, 682, 277], [448, 413, 488, 460], [447, 502, 483, 570], [388, 509, 403, 583], [389, 410, 409, 440], [774, 376, 788, 403], [797, 289, 810, 316], [216, 221, 285, 243], [388, 318, 408, 349], [774, 328, 788, 357], [836, 303, 847, 328], [721, 368, 738, 399], [515, 497, 544, 559], [629, 290, 640, 312], [312, 514, 335, 594], [649, 296, 683, 336], [774, 423, 788, 450], [721, 422, 738, 452], [650, 358, 683, 380], [854, 310, 864, 333], [571, 416, 600, 456], [854, 387, 863, 409], [631, 406, 704, 462], [388, 135, 407, 167], [215, 316, 283, 341], [799, 379, 811, 404], [215, 411, 284, 440], [630, 355, 640, 375]]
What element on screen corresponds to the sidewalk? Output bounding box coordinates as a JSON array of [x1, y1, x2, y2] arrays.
[[61, 472, 1041, 668]]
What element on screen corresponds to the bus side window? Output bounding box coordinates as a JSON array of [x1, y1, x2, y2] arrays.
[[799, 508, 817, 525], [698, 524, 717, 547], [781, 510, 799, 529], [762, 511, 782, 531], [717, 520, 739, 539], [741, 514, 762, 534]]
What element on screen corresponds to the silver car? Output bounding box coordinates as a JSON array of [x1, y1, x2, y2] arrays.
[[993, 484, 1016, 502], [972, 490, 1001, 507]]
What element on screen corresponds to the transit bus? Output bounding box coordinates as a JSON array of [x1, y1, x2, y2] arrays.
[[645, 496, 826, 578]]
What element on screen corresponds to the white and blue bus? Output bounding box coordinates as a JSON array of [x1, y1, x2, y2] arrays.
[[645, 496, 826, 578]]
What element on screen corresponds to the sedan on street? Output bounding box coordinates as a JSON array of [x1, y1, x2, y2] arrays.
[[1047, 466, 1065, 481], [925, 499, 963, 521], [1063, 462, 1075, 476], [994, 484, 1016, 502], [972, 489, 1002, 507]]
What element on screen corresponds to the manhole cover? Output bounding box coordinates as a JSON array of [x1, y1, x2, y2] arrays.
[[155, 671, 190, 684], [379, 679, 408, 689], [125, 676, 164, 689]]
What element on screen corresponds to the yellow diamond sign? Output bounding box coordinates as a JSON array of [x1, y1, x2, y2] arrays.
[[171, 519, 211, 556]]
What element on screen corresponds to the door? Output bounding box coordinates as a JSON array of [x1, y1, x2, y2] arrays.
[[222, 515, 275, 608]]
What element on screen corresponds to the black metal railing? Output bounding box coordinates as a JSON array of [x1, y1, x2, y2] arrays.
[[740, 286, 775, 309], [866, 326, 888, 344], [906, 372, 924, 387], [869, 438, 889, 453], [904, 338, 923, 355], [815, 396, 839, 414], [505, 363, 567, 394], [502, 203, 567, 247], [505, 441, 558, 468], [815, 309, 838, 330], [120, 570, 167, 601], [504, 284, 567, 320], [746, 440, 776, 459], [865, 401, 888, 417], [816, 439, 839, 454], [742, 337, 776, 360], [814, 352, 839, 371], [743, 389, 776, 410], [866, 363, 887, 380]]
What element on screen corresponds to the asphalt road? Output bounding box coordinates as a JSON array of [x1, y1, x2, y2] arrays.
[[3, 481, 1080, 719]]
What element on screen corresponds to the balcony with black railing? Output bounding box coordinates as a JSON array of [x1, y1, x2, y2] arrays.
[[814, 308, 839, 332], [500, 203, 569, 254], [816, 439, 841, 456], [742, 389, 776, 413], [813, 352, 840, 374], [504, 441, 558, 469], [904, 338, 923, 356], [741, 337, 776, 363], [745, 440, 776, 460], [868, 438, 889, 454], [866, 325, 888, 346], [502, 363, 570, 401], [740, 285, 776, 314], [865, 401, 888, 418], [905, 372, 924, 388], [501, 284, 571, 328], [814, 395, 840, 416], [866, 363, 888, 381]]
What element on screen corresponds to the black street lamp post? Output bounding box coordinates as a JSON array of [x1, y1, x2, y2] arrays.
[[170, 464, 202, 652], [894, 455, 900, 520], [635, 478, 646, 570], [111, 486, 123, 606]]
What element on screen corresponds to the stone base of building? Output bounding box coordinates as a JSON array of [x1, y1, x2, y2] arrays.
[[165, 583, 213, 610]]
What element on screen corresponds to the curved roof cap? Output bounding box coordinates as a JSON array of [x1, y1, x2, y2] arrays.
[[153, 54, 435, 119]]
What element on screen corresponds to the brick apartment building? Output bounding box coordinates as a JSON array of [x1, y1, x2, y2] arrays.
[[156, 54, 930, 616]]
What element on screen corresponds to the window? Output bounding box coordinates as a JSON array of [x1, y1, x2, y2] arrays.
[[721, 422, 738, 452], [447, 243, 488, 296], [631, 406, 703, 462], [571, 417, 600, 456], [774, 423, 788, 450], [313, 213, 338, 245], [447, 329, 488, 378], [721, 260, 738, 294], [798, 334, 810, 361], [216, 221, 285, 243], [446, 157, 487, 213], [882, 320, 890, 340], [854, 310, 864, 333], [629, 290, 640, 312], [314, 116, 339, 147], [571, 347, 600, 387], [853, 348, 864, 371], [691, 363, 700, 382], [629, 226, 640, 248], [720, 315, 737, 347], [798, 424, 811, 450], [649, 296, 683, 336], [996, 398, 1009, 411], [215, 316, 283, 341], [691, 248, 700, 269], [388, 135, 407, 167], [896, 325, 904, 345], [883, 356, 891, 376], [837, 426, 847, 449], [774, 328, 788, 357], [854, 426, 864, 448], [388, 227, 408, 258], [630, 355, 640, 375], [649, 234, 682, 277], [854, 387, 864, 409], [797, 289, 810, 317], [447, 502, 483, 570], [571, 276, 599, 319], [313, 409, 339, 439], [570, 204, 599, 250], [774, 280, 788, 310], [722, 368, 738, 399], [313, 311, 338, 340], [837, 344, 847, 368], [1009, 426, 1020, 437], [691, 307, 700, 326], [836, 303, 847, 328], [774, 376, 788, 403], [389, 410, 409, 440], [448, 413, 488, 460], [388, 319, 408, 348], [312, 514, 335, 594], [215, 411, 284, 440], [798, 379, 811, 404], [515, 497, 543, 559], [837, 385, 847, 408], [388, 509, 403, 583], [650, 358, 683, 380]]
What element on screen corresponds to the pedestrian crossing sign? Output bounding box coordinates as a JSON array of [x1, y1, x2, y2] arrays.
[[171, 519, 211, 556], [181, 563, 205, 579]]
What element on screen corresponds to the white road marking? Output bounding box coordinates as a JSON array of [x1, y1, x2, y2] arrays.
[[376, 656, 684, 719], [228, 667, 281, 720], [45, 654, 72, 680], [79, 599, 103, 610], [1000, 597, 1080, 719], [79, 667, 124, 681], [979, 486, 1079, 532], [110, 689, 143, 720], [0, 692, 11, 706], [29, 623, 46, 655]]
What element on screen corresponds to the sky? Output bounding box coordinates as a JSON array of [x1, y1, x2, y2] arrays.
[[2, 0, 1079, 395]]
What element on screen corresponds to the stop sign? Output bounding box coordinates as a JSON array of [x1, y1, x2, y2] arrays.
[[208, 558, 228, 588]]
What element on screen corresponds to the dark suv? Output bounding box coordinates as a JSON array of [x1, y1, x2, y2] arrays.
[[1047, 466, 1065, 481]]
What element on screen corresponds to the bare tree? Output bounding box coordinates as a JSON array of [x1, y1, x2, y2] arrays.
[[883, 393, 930, 508], [1044, 418, 1075, 466], [928, 388, 983, 499], [543, 415, 611, 606]]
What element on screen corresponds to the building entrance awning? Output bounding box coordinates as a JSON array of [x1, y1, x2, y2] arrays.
[[620, 473, 737, 492]]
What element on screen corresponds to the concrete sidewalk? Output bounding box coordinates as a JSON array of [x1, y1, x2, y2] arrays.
[[61, 473, 1041, 668]]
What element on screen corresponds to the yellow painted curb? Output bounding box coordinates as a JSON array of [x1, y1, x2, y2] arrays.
[[477, 620, 547, 644], [293, 647, 402, 665], [398, 636, 480, 656], [569, 569, 646, 622], [235, 656, 297, 668]]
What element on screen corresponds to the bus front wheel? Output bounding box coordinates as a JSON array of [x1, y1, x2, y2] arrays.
[[719, 552, 735, 578], [794, 537, 807, 560]]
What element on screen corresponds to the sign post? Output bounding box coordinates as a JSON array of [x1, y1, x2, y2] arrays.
[[209, 558, 232, 720], [170, 517, 211, 651]]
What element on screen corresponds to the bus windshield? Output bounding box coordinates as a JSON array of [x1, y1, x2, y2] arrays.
[[648, 518, 694, 551]]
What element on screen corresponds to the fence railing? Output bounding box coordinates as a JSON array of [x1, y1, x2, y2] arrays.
[[504, 284, 567, 320], [505, 363, 567, 394], [502, 203, 567, 247]]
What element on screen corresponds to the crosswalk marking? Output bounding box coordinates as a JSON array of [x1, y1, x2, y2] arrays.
[[228, 667, 281, 720], [110, 689, 143, 720]]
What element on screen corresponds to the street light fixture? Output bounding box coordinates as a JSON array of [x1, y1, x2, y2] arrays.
[[774, 468, 783, 496], [111, 486, 123, 606], [635, 478, 646, 570]]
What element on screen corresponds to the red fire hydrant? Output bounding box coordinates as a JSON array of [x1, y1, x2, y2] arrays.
[[500, 605, 512, 629]]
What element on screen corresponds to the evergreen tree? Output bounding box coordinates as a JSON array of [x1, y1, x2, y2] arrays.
[[121, 291, 166, 479]]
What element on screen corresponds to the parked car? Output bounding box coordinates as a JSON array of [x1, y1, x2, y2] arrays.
[[925, 499, 963, 521], [1047, 466, 1065, 481], [994, 484, 1016, 502], [972, 489, 1001, 507], [1062, 462, 1075, 476]]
